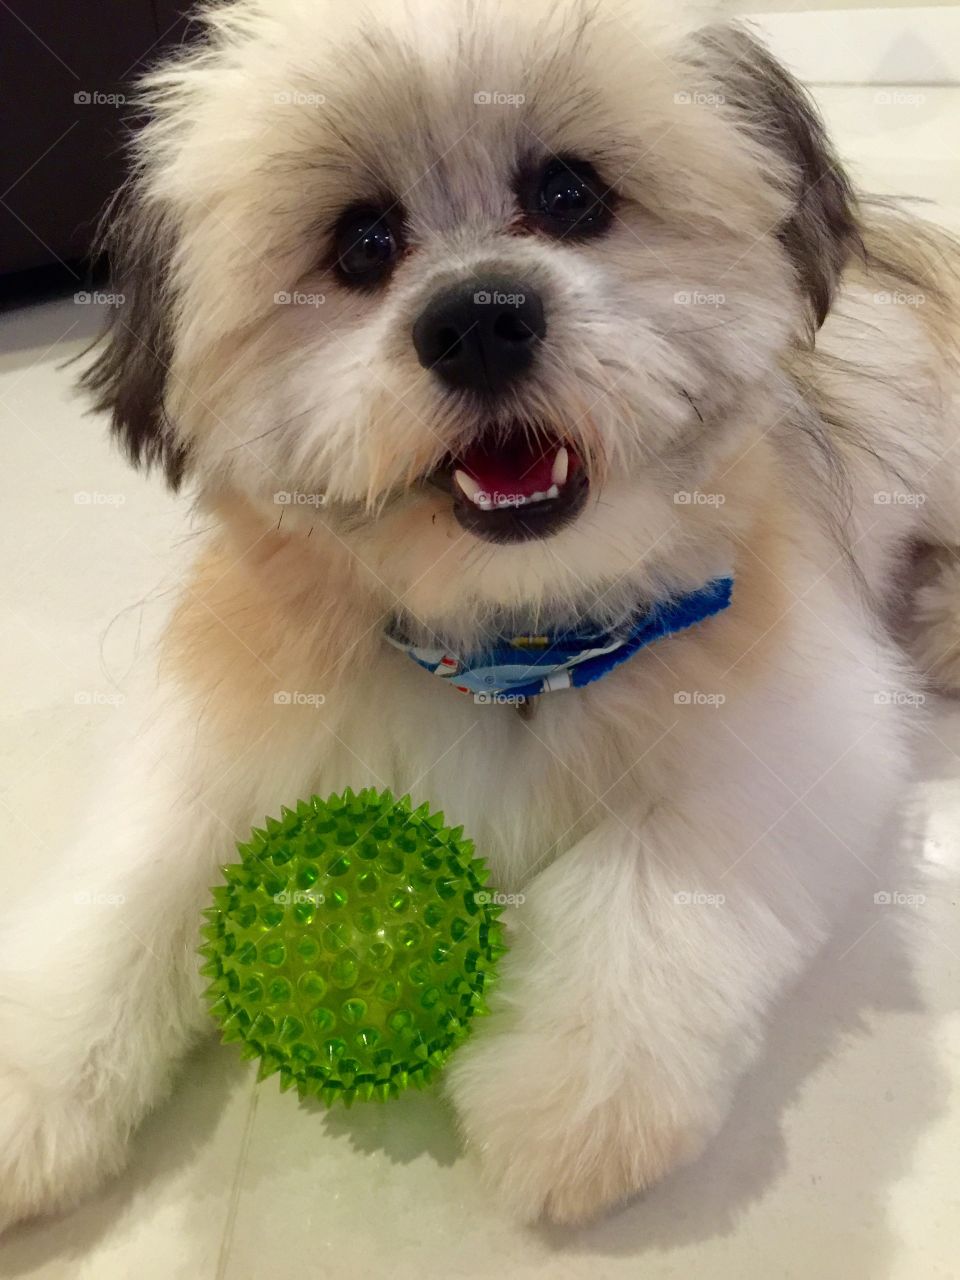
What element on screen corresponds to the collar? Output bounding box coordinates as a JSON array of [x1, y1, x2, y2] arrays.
[[385, 576, 733, 701]]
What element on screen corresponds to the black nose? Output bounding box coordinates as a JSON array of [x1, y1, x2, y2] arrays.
[[412, 280, 546, 396]]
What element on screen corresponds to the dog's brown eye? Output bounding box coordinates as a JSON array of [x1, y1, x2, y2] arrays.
[[334, 207, 402, 286], [529, 158, 613, 239]]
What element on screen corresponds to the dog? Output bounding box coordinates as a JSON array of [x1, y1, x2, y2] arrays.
[[2, 0, 959, 1231]]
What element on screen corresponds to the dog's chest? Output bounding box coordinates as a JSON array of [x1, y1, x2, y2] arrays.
[[312, 658, 652, 886]]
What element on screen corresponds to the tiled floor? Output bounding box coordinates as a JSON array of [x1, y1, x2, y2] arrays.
[[1, 87, 959, 1280]]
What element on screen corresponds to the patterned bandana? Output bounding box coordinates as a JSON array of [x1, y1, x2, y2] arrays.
[[386, 576, 733, 701]]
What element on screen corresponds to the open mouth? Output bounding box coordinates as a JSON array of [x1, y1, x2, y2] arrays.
[[435, 425, 589, 544]]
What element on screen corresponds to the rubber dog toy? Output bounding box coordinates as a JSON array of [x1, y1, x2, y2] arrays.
[[200, 788, 506, 1104]]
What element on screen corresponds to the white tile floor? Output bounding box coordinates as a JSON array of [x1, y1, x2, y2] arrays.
[[1, 87, 959, 1280]]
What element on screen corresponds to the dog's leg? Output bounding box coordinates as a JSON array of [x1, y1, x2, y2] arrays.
[[446, 712, 905, 1225], [0, 683, 310, 1230]]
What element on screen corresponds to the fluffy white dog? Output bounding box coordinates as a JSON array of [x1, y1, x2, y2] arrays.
[[2, 0, 959, 1230]]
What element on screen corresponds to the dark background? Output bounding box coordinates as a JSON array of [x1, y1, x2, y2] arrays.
[[0, 1, 194, 290]]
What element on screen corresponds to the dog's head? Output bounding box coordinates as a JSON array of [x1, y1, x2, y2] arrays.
[[85, 0, 857, 638]]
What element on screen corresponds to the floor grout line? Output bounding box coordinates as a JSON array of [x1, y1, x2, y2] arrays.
[[214, 1072, 261, 1280]]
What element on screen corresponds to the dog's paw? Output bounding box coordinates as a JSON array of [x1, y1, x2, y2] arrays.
[[0, 1066, 129, 1234], [446, 1024, 722, 1226]]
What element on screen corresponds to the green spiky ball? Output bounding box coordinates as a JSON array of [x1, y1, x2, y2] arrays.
[[200, 788, 506, 1105]]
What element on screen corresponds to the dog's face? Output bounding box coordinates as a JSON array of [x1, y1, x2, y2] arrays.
[[87, 0, 856, 638]]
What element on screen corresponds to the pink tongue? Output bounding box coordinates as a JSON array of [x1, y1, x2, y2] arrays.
[[460, 436, 560, 499]]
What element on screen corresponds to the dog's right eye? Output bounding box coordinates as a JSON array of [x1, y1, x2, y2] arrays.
[[521, 157, 614, 240], [333, 206, 403, 287]]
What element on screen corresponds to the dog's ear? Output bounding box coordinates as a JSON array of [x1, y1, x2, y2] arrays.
[[81, 186, 189, 488], [689, 23, 860, 330]]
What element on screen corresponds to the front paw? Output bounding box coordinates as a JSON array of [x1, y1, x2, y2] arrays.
[[0, 1066, 130, 1233], [446, 1025, 724, 1225]]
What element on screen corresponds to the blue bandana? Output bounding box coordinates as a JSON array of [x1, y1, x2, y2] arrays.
[[386, 576, 733, 701]]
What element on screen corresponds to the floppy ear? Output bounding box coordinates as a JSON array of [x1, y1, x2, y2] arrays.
[[81, 186, 190, 488], [689, 23, 860, 330]]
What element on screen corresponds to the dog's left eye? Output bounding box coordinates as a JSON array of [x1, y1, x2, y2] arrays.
[[334, 207, 402, 285], [529, 158, 613, 238]]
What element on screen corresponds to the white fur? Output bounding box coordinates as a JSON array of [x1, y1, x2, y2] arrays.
[[0, 536, 916, 1227], [2, 0, 960, 1232]]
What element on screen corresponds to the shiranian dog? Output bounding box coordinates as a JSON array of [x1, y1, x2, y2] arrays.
[[2, 0, 959, 1231]]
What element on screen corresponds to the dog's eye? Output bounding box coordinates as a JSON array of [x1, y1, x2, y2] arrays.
[[334, 207, 402, 285], [531, 159, 612, 238]]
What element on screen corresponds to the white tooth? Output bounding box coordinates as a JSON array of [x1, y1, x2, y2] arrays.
[[546, 483, 559, 499], [454, 470, 483, 505], [551, 446, 569, 487]]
